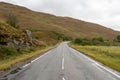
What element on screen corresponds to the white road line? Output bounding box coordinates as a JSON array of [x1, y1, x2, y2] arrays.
[[62, 47, 65, 80], [22, 63, 30, 68], [70, 47, 120, 78], [31, 57, 41, 63], [84, 52, 120, 78], [22, 50, 54, 68], [62, 54, 65, 70], [95, 62, 120, 78], [62, 77, 65, 80], [92, 63, 104, 72], [31, 51, 50, 63]]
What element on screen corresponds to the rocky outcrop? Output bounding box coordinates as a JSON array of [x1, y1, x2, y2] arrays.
[[0, 21, 17, 45], [0, 21, 33, 51]]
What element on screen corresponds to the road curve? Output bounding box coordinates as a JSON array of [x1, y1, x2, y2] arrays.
[[15, 42, 120, 80]]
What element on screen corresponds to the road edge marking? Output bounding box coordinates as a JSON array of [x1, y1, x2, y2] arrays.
[[22, 63, 30, 68], [62, 77, 65, 80], [22, 49, 55, 68], [69, 47, 120, 78]]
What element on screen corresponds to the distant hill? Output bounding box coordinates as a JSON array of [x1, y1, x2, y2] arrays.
[[0, 2, 120, 41]]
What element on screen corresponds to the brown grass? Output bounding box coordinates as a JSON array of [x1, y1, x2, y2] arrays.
[[70, 44, 120, 72], [0, 2, 119, 40], [0, 47, 52, 70]]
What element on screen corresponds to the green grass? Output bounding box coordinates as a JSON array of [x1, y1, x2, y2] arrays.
[[70, 44, 120, 72], [0, 46, 53, 71]]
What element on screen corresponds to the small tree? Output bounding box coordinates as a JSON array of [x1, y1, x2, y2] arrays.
[[92, 37, 104, 45], [5, 12, 18, 28], [117, 35, 120, 42], [74, 38, 82, 44], [97, 37, 103, 42]]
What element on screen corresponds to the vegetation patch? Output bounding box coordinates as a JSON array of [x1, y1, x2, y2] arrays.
[[70, 44, 120, 72], [0, 21, 56, 71], [0, 46, 52, 71], [72, 37, 120, 46]]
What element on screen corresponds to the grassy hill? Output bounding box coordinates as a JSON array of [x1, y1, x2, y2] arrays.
[[0, 2, 120, 41]]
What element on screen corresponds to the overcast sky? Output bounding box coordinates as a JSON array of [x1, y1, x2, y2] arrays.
[[0, 0, 120, 31]]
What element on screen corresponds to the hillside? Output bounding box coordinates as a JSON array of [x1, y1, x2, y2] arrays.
[[0, 2, 120, 40]]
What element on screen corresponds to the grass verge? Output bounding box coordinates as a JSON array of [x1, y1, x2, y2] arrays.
[[0, 46, 53, 71], [70, 44, 120, 72]]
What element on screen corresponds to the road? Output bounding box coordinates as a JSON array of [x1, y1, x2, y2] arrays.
[[15, 42, 120, 80]]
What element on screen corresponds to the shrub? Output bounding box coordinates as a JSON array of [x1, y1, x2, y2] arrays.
[[116, 35, 120, 42], [74, 38, 82, 44], [73, 37, 105, 46], [51, 31, 71, 41], [92, 37, 104, 45], [0, 46, 17, 59], [95, 37, 104, 42], [5, 12, 18, 28], [81, 39, 92, 45]]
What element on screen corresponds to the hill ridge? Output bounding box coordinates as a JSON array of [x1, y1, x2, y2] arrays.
[[0, 2, 120, 40]]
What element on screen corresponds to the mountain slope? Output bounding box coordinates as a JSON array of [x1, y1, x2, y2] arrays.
[[0, 2, 119, 40]]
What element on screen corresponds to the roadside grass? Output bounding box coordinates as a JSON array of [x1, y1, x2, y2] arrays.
[[70, 44, 120, 72], [0, 46, 53, 71]]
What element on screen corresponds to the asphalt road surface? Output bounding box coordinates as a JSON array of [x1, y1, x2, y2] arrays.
[[16, 42, 120, 80]]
